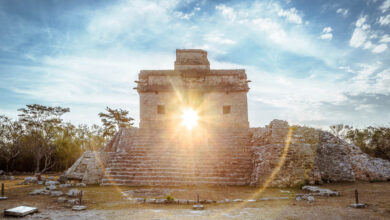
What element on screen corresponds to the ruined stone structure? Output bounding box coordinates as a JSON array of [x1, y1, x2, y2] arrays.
[[250, 120, 390, 187], [137, 49, 249, 129], [66, 49, 390, 187], [67, 49, 253, 186]]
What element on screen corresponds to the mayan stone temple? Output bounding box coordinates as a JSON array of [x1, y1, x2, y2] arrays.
[[66, 49, 254, 186], [65, 49, 390, 187]]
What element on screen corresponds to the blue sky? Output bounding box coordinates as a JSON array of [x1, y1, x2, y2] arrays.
[[1, 0, 390, 128]]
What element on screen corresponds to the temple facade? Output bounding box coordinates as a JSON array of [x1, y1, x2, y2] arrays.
[[135, 49, 250, 129]]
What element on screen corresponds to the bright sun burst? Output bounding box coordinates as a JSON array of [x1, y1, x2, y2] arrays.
[[180, 108, 198, 130]]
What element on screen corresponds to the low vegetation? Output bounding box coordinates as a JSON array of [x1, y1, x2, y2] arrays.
[[0, 104, 133, 173], [330, 124, 390, 160]]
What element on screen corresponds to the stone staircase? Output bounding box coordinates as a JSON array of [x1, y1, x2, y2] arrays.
[[101, 128, 254, 186]]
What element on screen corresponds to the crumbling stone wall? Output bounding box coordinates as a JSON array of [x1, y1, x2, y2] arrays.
[[250, 120, 390, 187], [250, 120, 322, 187], [65, 151, 107, 184]]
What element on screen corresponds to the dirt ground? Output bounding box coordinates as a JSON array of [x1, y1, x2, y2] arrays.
[[0, 176, 389, 219]]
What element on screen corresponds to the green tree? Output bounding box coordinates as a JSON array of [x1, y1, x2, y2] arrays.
[[329, 124, 353, 140], [98, 107, 134, 138], [18, 104, 70, 173], [0, 115, 24, 171]]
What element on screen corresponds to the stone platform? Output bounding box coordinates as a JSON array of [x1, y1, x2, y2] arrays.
[[101, 128, 253, 186]]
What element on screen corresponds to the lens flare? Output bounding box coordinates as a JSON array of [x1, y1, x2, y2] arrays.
[[180, 108, 198, 130]]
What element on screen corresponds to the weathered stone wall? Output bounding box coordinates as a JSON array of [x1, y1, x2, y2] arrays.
[[250, 120, 322, 187], [136, 49, 250, 129], [139, 92, 181, 128], [250, 120, 390, 187], [65, 151, 107, 184], [204, 91, 249, 128]]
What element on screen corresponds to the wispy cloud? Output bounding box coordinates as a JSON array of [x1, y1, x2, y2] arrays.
[[0, 0, 390, 128], [336, 8, 349, 17], [320, 26, 333, 40]]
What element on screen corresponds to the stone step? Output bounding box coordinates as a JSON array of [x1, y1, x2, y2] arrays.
[[106, 162, 252, 168], [101, 175, 250, 182], [108, 149, 253, 155], [103, 175, 249, 182], [107, 160, 253, 166], [100, 179, 249, 186], [104, 171, 251, 178], [106, 161, 253, 168], [105, 167, 253, 174], [107, 155, 253, 161]]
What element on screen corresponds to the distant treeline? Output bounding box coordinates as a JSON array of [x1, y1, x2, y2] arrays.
[[330, 124, 390, 160], [0, 104, 133, 173]]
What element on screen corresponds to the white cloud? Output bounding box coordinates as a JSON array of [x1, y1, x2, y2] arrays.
[[379, 0, 390, 13], [355, 104, 375, 112], [320, 26, 333, 40], [173, 11, 195, 20], [216, 4, 236, 21], [277, 8, 302, 24], [336, 8, 349, 17], [322, 27, 332, 33], [252, 18, 287, 43], [378, 14, 390, 25], [374, 69, 390, 94], [356, 16, 367, 27], [204, 32, 236, 45], [320, 33, 332, 40], [363, 41, 373, 49], [380, 34, 390, 42], [372, 44, 388, 53], [345, 62, 390, 97], [350, 28, 368, 48]]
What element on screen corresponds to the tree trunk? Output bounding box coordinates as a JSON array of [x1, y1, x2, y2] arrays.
[[35, 158, 40, 173]]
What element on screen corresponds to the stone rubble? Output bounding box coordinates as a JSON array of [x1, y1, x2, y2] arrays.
[[29, 188, 50, 195], [67, 199, 80, 205], [296, 195, 315, 203], [72, 205, 87, 211], [50, 191, 64, 197], [45, 180, 59, 186], [46, 185, 57, 191], [250, 119, 390, 187], [301, 185, 339, 196], [57, 197, 67, 203], [0, 175, 15, 180], [24, 177, 38, 184], [67, 189, 81, 197]]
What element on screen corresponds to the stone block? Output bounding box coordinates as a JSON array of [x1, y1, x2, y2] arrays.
[[193, 204, 204, 210], [46, 185, 57, 191], [67, 199, 80, 205], [24, 176, 37, 184], [4, 206, 38, 217], [45, 180, 59, 186], [350, 203, 366, 208], [57, 197, 67, 203], [30, 188, 49, 195], [72, 205, 87, 211], [50, 191, 63, 197], [67, 189, 81, 197], [76, 183, 86, 187]]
